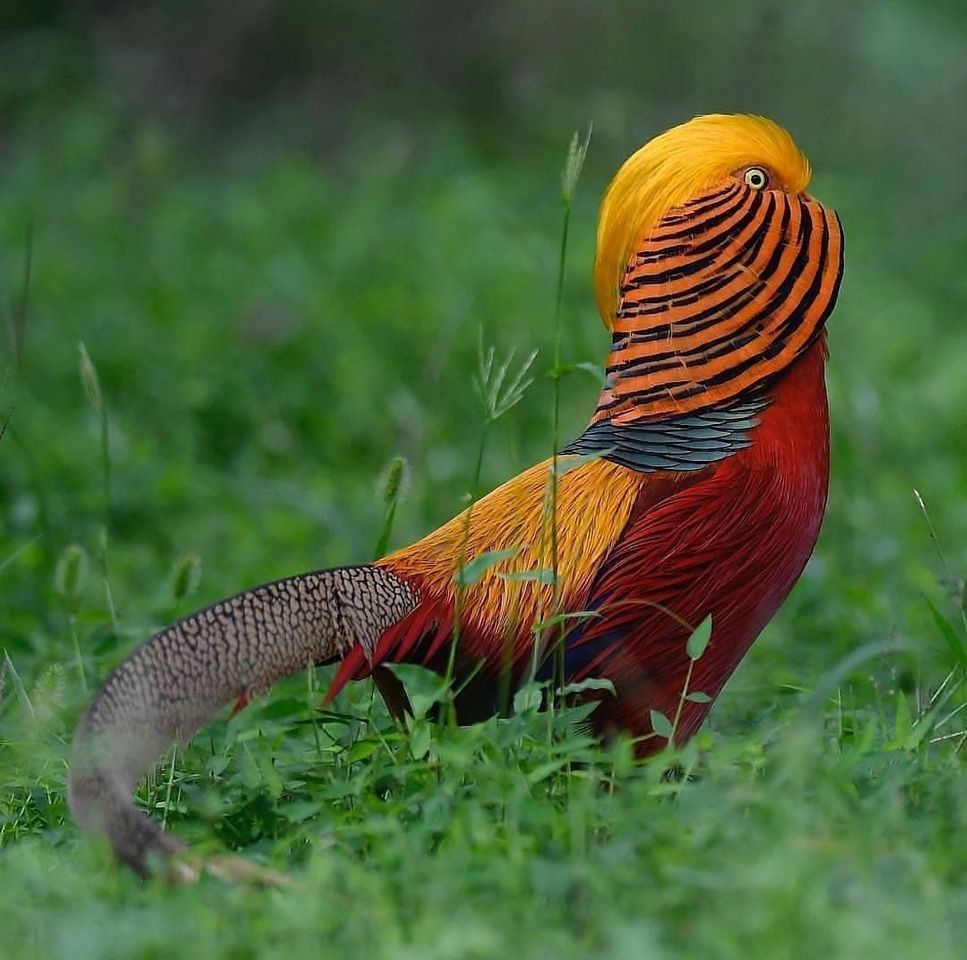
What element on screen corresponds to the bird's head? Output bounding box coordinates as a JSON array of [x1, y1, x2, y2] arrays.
[[588, 114, 843, 422], [594, 114, 818, 325]]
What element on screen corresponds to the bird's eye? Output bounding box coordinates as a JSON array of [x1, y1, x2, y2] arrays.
[[743, 166, 770, 190]]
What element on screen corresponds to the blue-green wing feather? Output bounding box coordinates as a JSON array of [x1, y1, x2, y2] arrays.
[[562, 396, 768, 473]]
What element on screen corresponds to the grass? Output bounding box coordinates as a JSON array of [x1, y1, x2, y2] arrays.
[[0, 98, 965, 959]]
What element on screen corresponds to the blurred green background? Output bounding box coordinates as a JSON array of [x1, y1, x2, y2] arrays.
[[0, 3, 964, 957], [1, 0, 964, 667], [2, 0, 964, 593]]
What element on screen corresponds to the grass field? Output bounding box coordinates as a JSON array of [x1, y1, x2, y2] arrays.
[[0, 92, 965, 959]]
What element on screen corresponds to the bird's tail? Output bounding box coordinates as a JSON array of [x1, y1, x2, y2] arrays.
[[68, 565, 418, 877]]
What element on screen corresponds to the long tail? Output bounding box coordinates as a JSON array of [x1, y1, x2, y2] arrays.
[[69, 565, 418, 876]]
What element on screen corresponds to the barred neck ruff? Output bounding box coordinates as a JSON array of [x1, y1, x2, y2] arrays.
[[593, 180, 843, 427]]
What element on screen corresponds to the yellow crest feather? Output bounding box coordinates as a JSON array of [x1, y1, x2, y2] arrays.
[[593, 114, 813, 326]]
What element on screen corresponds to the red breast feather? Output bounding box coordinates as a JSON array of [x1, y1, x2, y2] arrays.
[[575, 339, 829, 752]]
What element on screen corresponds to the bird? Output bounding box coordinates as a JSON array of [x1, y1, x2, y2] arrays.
[[69, 113, 844, 878]]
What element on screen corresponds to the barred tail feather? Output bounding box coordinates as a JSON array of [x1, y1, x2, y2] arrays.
[[69, 565, 418, 876]]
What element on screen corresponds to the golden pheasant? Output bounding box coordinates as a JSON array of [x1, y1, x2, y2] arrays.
[[70, 114, 844, 876]]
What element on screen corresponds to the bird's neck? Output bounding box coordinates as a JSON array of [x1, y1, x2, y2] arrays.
[[740, 335, 830, 477], [720, 335, 830, 609]]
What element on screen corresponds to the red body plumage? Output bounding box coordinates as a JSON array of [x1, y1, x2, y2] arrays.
[[573, 339, 829, 747], [329, 338, 829, 752]]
